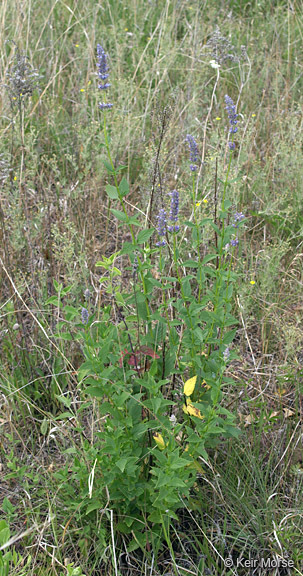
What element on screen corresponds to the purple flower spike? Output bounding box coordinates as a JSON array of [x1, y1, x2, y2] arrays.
[[99, 102, 113, 110], [97, 44, 110, 81], [81, 307, 89, 325], [225, 95, 238, 150], [169, 189, 179, 222], [97, 44, 113, 110], [156, 208, 167, 246], [186, 135, 199, 172]]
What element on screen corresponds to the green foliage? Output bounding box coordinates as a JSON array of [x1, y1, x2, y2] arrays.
[[47, 95, 245, 565], [0, 521, 31, 576]]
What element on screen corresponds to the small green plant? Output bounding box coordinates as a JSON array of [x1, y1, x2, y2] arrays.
[[0, 520, 31, 576]]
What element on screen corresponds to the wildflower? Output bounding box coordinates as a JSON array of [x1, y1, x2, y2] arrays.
[[84, 289, 91, 301], [169, 414, 177, 426], [6, 45, 41, 103], [228, 142, 235, 150], [186, 134, 199, 172], [99, 102, 113, 110], [167, 189, 180, 232], [209, 59, 221, 69], [234, 211, 245, 223], [132, 254, 139, 279], [223, 347, 230, 362], [233, 212, 245, 228], [250, 280, 255, 285], [81, 307, 89, 325], [230, 237, 239, 247], [203, 198, 208, 204], [97, 44, 113, 109], [225, 95, 238, 133], [156, 208, 167, 246], [169, 189, 179, 222]]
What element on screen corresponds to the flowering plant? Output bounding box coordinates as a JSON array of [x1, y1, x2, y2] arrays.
[[55, 45, 246, 562]]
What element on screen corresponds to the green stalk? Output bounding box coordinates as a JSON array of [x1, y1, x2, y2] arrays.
[[102, 112, 152, 332]]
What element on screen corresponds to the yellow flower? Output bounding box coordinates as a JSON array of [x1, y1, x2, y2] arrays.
[[252, 113, 256, 117], [196, 201, 201, 207], [75, 44, 79, 47], [184, 375, 197, 397], [124, 28, 128, 31], [153, 432, 166, 450], [14, 176, 17, 181], [80, 88, 85, 92], [250, 280, 255, 285], [203, 198, 208, 204], [215, 117, 221, 120]]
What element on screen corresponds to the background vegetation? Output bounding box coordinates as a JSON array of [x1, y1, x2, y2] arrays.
[[0, 0, 302, 574]]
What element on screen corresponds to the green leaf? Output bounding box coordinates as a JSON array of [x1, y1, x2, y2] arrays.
[[202, 254, 217, 265], [182, 277, 191, 298], [85, 386, 104, 398], [128, 215, 141, 226], [120, 242, 138, 255], [110, 208, 128, 222], [86, 500, 102, 515], [119, 177, 129, 197], [116, 458, 128, 472], [222, 328, 237, 345], [45, 295, 60, 305], [183, 260, 199, 268], [116, 164, 127, 173], [54, 411, 74, 420], [137, 229, 154, 244], [40, 419, 48, 435], [102, 159, 114, 174], [105, 184, 119, 199]]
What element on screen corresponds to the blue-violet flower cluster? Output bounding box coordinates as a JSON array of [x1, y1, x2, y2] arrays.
[[225, 95, 238, 150], [230, 211, 245, 247], [156, 209, 167, 247], [186, 135, 198, 172], [97, 44, 113, 110], [168, 189, 180, 233], [81, 307, 89, 325]]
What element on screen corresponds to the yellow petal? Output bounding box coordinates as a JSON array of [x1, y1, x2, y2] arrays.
[[153, 432, 166, 450], [184, 376, 197, 397]]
